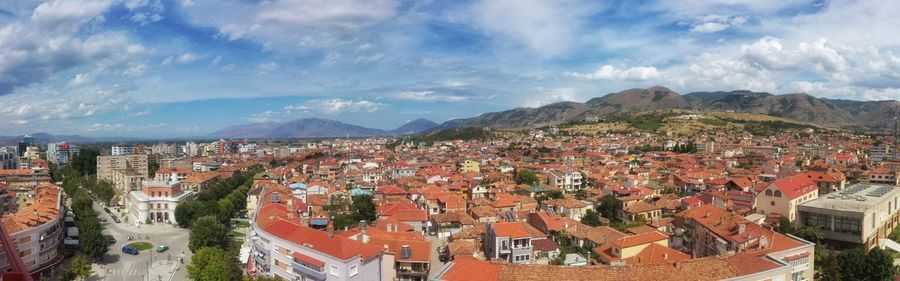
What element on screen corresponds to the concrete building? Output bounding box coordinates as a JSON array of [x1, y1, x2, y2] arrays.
[[111, 143, 134, 156], [97, 154, 148, 204], [0, 169, 51, 189], [249, 187, 386, 280], [755, 174, 818, 222], [0, 184, 65, 276], [456, 160, 479, 173], [127, 180, 193, 224], [869, 168, 899, 186], [798, 183, 900, 249], [0, 147, 17, 170], [484, 222, 533, 264], [548, 169, 583, 193], [46, 142, 78, 165]]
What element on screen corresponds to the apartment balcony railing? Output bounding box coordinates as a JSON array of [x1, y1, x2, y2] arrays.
[[291, 261, 326, 280]]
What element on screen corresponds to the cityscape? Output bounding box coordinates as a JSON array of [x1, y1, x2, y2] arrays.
[[2, 1, 900, 281]]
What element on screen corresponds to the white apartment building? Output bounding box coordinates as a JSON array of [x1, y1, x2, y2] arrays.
[[548, 169, 583, 193]]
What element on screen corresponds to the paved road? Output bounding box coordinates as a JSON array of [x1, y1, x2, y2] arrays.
[[91, 202, 191, 281]]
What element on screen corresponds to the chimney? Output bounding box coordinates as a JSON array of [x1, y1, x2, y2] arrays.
[[327, 221, 334, 238], [663, 253, 668, 260], [705, 210, 710, 218], [738, 223, 746, 234]]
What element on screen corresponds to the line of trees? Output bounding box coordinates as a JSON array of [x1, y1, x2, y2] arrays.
[[179, 169, 259, 281]]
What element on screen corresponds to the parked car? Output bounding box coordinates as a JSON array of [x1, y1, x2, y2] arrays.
[[99, 217, 107, 223], [122, 245, 139, 255], [111, 215, 121, 223], [103, 207, 111, 214], [438, 246, 452, 262], [155, 245, 169, 253], [104, 235, 116, 245]]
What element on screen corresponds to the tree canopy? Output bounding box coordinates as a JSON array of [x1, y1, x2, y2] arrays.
[[515, 169, 539, 185], [189, 215, 227, 253], [188, 247, 242, 281]]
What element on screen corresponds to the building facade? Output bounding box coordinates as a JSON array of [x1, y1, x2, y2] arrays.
[[798, 183, 900, 249], [127, 180, 193, 224]]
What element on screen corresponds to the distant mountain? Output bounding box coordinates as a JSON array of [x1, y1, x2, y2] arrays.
[[438, 86, 900, 130], [208, 118, 389, 139], [390, 119, 439, 135]]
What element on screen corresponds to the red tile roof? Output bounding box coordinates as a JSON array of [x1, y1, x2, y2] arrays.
[[770, 174, 817, 200], [491, 222, 530, 238]]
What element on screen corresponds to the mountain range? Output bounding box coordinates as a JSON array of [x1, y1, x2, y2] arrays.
[[206, 118, 440, 139], [7, 86, 899, 142]]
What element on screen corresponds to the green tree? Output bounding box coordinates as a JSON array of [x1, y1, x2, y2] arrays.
[[93, 180, 116, 205], [580, 209, 602, 227], [515, 169, 540, 185], [815, 247, 842, 281], [70, 147, 100, 176], [59, 269, 76, 281], [78, 220, 109, 259], [175, 202, 196, 228], [188, 247, 242, 281], [189, 216, 227, 253], [351, 195, 376, 223], [597, 195, 618, 221], [217, 198, 235, 224], [71, 255, 93, 281], [837, 248, 899, 281]]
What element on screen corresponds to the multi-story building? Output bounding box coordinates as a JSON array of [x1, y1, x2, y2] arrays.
[[456, 160, 479, 173], [548, 169, 583, 193], [150, 143, 177, 155], [127, 180, 193, 224], [0, 184, 65, 275], [870, 146, 898, 163], [46, 142, 78, 165], [798, 183, 900, 249], [484, 222, 533, 264], [0, 147, 17, 170], [672, 205, 816, 281], [755, 174, 818, 221], [249, 188, 386, 280], [869, 168, 899, 186], [180, 172, 220, 193], [17, 135, 35, 157], [0, 169, 51, 189], [97, 154, 149, 204], [239, 143, 258, 154], [111, 143, 134, 156]]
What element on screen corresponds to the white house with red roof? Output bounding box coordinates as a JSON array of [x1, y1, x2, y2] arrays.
[[755, 174, 819, 221]]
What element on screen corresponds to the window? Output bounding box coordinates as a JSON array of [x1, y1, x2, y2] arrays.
[[771, 201, 775, 206], [501, 240, 509, 250], [765, 190, 772, 196], [349, 264, 358, 276], [774, 190, 782, 197], [330, 265, 340, 277]]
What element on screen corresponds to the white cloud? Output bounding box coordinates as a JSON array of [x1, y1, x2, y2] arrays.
[[249, 110, 280, 123], [565, 65, 662, 81], [392, 91, 469, 102], [0, 1, 145, 95], [468, 0, 601, 56], [256, 62, 280, 75], [523, 87, 580, 108], [182, 0, 397, 50], [284, 98, 384, 115], [0, 85, 134, 123]]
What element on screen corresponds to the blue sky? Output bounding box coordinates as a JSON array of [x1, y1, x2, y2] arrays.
[[1, 0, 900, 137]]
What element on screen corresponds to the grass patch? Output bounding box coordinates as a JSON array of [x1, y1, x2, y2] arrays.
[[235, 220, 251, 228], [127, 242, 154, 251], [228, 231, 245, 238]]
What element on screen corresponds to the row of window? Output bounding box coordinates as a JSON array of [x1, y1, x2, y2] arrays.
[[513, 255, 531, 262]]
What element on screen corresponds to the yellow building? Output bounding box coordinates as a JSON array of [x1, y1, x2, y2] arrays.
[[457, 160, 480, 173]]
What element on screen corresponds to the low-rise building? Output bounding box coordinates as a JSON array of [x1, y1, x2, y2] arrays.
[[869, 168, 899, 186], [755, 174, 818, 221], [548, 169, 582, 193], [127, 180, 193, 224], [484, 222, 533, 264], [798, 183, 900, 249]]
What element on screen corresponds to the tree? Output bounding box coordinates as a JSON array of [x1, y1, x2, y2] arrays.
[[515, 169, 540, 185], [217, 198, 235, 224], [351, 195, 377, 223], [597, 195, 618, 221], [70, 147, 100, 176], [59, 269, 76, 281], [837, 248, 899, 281], [93, 180, 116, 205], [580, 210, 602, 227], [175, 202, 197, 228], [188, 247, 242, 281], [574, 189, 588, 200], [189, 216, 227, 253], [71, 255, 93, 281], [78, 221, 108, 259], [815, 247, 842, 281]]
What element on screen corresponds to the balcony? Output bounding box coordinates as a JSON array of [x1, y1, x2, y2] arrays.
[[291, 261, 326, 280], [397, 263, 429, 276], [253, 240, 268, 254], [253, 254, 269, 270]]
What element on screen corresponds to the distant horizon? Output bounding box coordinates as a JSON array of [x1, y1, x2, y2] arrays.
[[3, 1, 900, 137]]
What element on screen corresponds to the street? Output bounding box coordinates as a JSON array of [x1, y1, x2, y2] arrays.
[[89, 201, 191, 281]]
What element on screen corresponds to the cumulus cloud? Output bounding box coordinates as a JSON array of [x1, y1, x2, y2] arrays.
[[523, 87, 581, 108], [0, 0, 145, 95], [565, 65, 662, 81], [284, 98, 384, 115], [125, 0, 165, 25], [689, 14, 748, 33], [0, 85, 134, 124]]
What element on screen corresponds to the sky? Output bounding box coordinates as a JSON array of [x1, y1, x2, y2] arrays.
[[2, 0, 900, 137]]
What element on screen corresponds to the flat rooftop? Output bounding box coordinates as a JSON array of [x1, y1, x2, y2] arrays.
[[799, 183, 899, 213]]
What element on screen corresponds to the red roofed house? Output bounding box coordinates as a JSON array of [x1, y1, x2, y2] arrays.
[[755, 174, 819, 221], [484, 222, 534, 264]]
